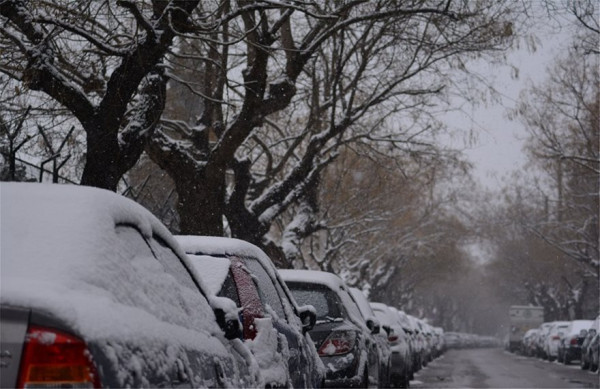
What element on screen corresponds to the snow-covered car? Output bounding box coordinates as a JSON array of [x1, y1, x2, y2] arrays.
[[370, 303, 412, 388], [558, 319, 594, 364], [535, 322, 555, 359], [393, 309, 418, 373], [175, 236, 324, 388], [431, 326, 445, 358], [281, 270, 379, 388], [543, 321, 570, 361], [522, 328, 540, 356], [444, 332, 462, 349], [349, 287, 392, 387], [0, 183, 260, 388], [581, 315, 599, 370], [589, 333, 599, 372]]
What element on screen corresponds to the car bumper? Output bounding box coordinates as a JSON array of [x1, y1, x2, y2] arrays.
[[320, 351, 365, 388], [389, 351, 410, 381], [565, 346, 582, 360]]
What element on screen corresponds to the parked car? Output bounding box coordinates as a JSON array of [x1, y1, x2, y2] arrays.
[[444, 332, 462, 349], [281, 270, 379, 388], [175, 235, 324, 388], [0, 183, 259, 388], [558, 319, 594, 364], [370, 303, 412, 388], [535, 322, 555, 359], [581, 315, 599, 370], [544, 321, 570, 361], [393, 309, 419, 375], [349, 288, 392, 388], [431, 327, 446, 358], [522, 328, 540, 356], [589, 333, 599, 372]]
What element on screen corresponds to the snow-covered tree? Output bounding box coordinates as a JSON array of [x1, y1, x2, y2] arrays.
[[0, 0, 201, 189], [145, 0, 520, 249], [513, 34, 599, 275]]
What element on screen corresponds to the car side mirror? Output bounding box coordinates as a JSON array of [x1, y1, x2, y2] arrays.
[[366, 318, 380, 334], [382, 325, 391, 336], [297, 305, 316, 333], [214, 307, 242, 340]]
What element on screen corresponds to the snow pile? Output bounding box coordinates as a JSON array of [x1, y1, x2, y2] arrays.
[[245, 318, 291, 387]]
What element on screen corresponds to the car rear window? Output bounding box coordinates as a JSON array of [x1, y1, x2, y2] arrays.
[[286, 282, 344, 320], [244, 257, 286, 319], [111, 225, 215, 331]]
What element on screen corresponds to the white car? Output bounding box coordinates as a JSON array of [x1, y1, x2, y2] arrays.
[[370, 303, 412, 388], [544, 321, 570, 361]]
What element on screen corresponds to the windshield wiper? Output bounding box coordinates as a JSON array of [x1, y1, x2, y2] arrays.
[[317, 316, 343, 324]]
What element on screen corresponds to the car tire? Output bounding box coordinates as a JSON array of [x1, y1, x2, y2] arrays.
[[362, 368, 369, 389], [581, 356, 589, 370]]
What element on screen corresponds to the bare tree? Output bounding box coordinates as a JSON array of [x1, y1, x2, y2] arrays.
[[513, 41, 599, 274], [146, 0, 519, 248], [0, 0, 203, 190]]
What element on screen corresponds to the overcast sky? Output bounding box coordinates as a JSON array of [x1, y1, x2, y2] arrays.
[[442, 12, 575, 191]]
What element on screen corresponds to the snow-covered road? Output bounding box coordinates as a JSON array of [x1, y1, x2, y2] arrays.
[[411, 348, 599, 388]]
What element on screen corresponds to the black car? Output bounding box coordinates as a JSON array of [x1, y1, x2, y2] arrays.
[[581, 316, 599, 370], [558, 320, 594, 364], [281, 269, 380, 388]]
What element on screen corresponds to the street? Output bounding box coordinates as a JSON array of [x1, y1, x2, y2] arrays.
[[412, 348, 600, 388]]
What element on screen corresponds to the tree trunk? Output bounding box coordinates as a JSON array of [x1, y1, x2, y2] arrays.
[[176, 165, 226, 236], [80, 125, 122, 191]]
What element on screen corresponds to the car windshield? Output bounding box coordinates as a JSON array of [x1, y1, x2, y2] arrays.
[[286, 282, 345, 322]]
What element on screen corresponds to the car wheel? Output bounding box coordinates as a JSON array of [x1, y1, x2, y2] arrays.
[[362, 368, 369, 389], [563, 356, 570, 365]]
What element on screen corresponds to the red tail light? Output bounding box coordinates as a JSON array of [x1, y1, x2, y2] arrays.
[[318, 331, 356, 356], [17, 325, 101, 389], [388, 335, 399, 343], [570, 337, 578, 345], [551, 336, 560, 340]]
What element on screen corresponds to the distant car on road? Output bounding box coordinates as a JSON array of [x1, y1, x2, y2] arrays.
[[589, 333, 599, 372], [522, 328, 540, 357], [544, 321, 570, 361], [558, 320, 594, 364], [349, 287, 392, 388], [0, 183, 258, 388], [581, 315, 599, 370], [370, 302, 412, 388]]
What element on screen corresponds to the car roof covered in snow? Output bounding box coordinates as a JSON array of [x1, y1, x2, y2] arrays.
[[567, 320, 594, 334], [176, 235, 280, 283], [1, 182, 230, 357], [348, 287, 375, 320], [279, 269, 345, 291], [186, 254, 232, 295]]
